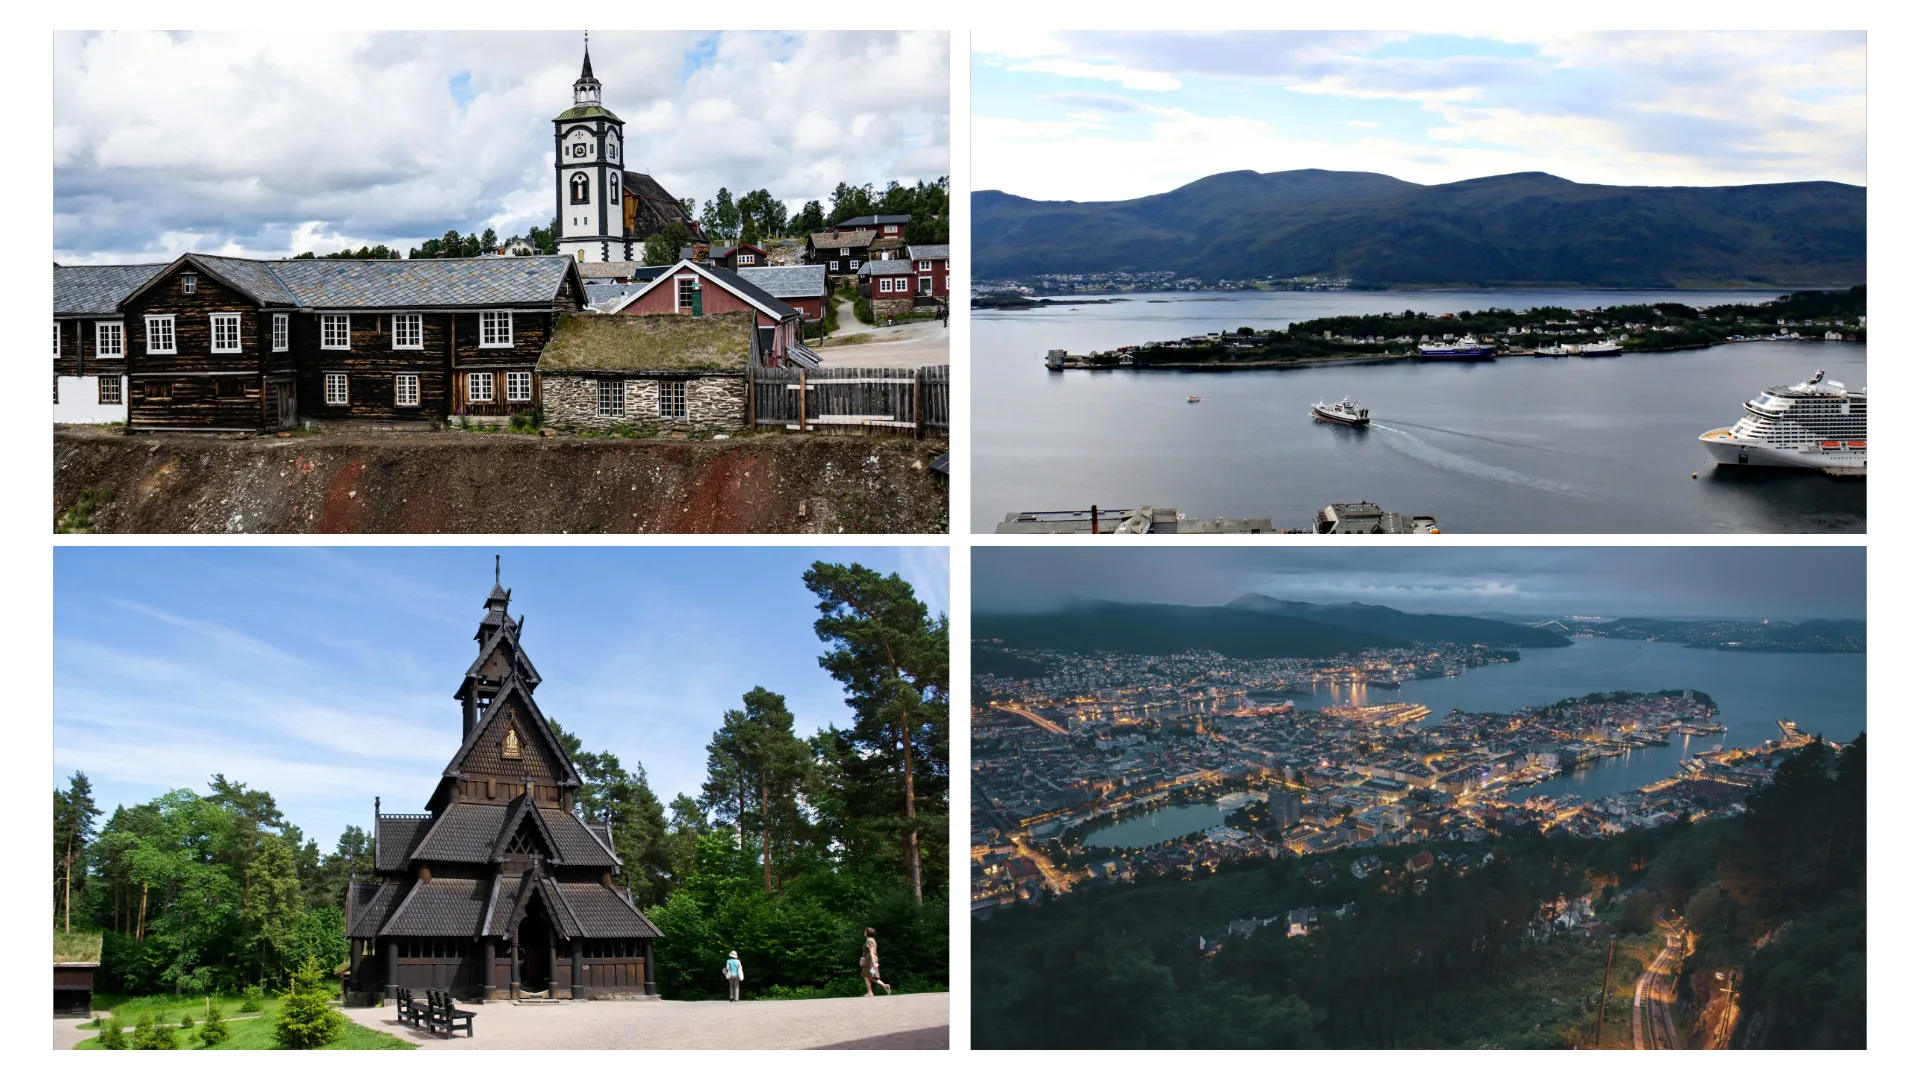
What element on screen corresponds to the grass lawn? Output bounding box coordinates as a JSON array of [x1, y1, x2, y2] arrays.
[[75, 999, 413, 1051], [84, 991, 264, 1031]]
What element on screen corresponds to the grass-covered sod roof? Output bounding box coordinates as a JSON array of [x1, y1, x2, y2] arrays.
[[537, 311, 753, 374]]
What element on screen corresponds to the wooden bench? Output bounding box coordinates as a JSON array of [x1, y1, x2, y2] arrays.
[[395, 988, 429, 1028], [424, 989, 475, 1038]]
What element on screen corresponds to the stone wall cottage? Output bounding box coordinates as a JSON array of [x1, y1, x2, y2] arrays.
[[537, 309, 759, 433]]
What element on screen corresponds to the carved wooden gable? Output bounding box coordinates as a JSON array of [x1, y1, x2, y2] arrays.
[[465, 695, 565, 785]]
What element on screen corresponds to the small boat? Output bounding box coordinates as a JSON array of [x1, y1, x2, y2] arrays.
[[1533, 344, 1570, 357], [1187, 395, 1202, 404], [1311, 396, 1370, 426], [1580, 339, 1624, 356]]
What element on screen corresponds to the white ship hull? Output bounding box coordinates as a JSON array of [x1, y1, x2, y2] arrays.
[[1699, 428, 1865, 469]]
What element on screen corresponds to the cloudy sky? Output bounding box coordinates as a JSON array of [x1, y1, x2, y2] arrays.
[[972, 547, 1864, 622], [54, 30, 949, 263], [54, 546, 947, 849], [973, 31, 1866, 201]]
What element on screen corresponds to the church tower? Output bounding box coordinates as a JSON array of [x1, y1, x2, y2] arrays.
[[554, 35, 629, 263]]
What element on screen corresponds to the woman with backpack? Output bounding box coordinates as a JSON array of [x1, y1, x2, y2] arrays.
[[723, 950, 744, 1002]]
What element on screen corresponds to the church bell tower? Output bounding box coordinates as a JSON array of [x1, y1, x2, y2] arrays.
[[554, 34, 628, 263]]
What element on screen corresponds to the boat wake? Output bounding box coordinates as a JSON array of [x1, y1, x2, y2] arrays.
[[1381, 418, 1583, 458], [1372, 424, 1587, 497]]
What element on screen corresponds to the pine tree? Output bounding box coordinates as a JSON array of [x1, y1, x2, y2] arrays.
[[274, 955, 344, 1049], [97, 1019, 127, 1049], [131, 1011, 178, 1049], [199, 998, 230, 1047]]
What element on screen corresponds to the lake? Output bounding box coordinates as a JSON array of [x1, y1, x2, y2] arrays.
[[971, 290, 1867, 533], [1283, 636, 1865, 799], [1083, 802, 1231, 850]]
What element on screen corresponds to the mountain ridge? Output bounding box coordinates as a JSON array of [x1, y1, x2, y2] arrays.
[[973, 169, 1866, 288]]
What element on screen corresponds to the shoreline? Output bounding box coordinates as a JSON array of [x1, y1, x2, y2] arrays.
[[1047, 336, 1864, 374]]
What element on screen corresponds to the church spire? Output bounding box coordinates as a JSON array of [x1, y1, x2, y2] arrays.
[[574, 32, 602, 107]]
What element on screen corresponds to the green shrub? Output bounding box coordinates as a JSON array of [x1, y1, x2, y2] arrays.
[[179, 1012, 195, 1031], [239, 984, 264, 1013], [198, 999, 230, 1047], [853, 297, 874, 325], [130, 1012, 178, 1050], [96, 1021, 127, 1050], [274, 956, 344, 1049]]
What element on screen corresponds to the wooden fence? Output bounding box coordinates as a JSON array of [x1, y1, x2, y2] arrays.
[[751, 364, 948, 437]]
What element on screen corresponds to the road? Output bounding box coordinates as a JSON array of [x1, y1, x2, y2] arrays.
[[997, 704, 1066, 736], [816, 299, 950, 368], [1634, 922, 1687, 1050]]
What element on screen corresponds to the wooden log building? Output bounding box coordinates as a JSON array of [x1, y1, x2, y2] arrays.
[[96, 253, 586, 433], [54, 263, 166, 424], [345, 568, 661, 1003]]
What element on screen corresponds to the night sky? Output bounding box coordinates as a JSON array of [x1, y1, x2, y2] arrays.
[[972, 547, 1864, 621]]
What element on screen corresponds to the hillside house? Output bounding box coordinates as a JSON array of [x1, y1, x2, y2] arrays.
[[536, 310, 760, 433], [54, 263, 164, 423], [602, 259, 815, 367]]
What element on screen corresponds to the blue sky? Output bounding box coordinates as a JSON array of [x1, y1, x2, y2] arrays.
[[54, 30, 949, 263], [972, 31, 1866, 201], [54, 546, 947, 850]]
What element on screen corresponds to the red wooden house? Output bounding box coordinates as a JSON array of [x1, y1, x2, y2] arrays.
[[604, 259, 812, 366]]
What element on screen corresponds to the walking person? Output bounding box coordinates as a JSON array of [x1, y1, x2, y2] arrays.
[[859, 928, 891, 996], [724, 950, 744, 1002]]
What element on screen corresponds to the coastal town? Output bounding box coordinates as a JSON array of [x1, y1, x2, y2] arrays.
[[971, 642, 1816, 918]]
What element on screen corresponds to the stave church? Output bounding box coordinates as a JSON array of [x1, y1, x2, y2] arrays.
[[344, 564, 661, 1002]]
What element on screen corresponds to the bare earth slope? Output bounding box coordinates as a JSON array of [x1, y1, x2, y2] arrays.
[[54, 428, 948, 534]]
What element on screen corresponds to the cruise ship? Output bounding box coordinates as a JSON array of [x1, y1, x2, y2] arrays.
[[1416, 334, 1496, 360], [1699, 369, 1866, 470]]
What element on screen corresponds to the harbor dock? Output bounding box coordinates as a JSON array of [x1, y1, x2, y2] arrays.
[[995, 506, 1279, 534]]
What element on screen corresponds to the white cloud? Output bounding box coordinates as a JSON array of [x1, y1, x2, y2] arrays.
[[1008, 58, 1181, 92], [55, 30, 948, 263]]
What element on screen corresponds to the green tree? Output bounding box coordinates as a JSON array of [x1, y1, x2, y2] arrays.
[[643, 221, 695, 266], [240, 833, 304, 983], [700, 689, 813, 894], [828, 182, 874, 226], [803, 563, 949, 903], [274, 954, 345, 1049], [701, 188, 742, 243], [55, 771, 100, 932], [131, 1011, 177, 1050], [552, 719, 675, 905], [481, 226, 499, 252], [291, 906, 351, 976], [97, 1018, 127, 1049], [199, 998, 230, 1047], [735, 188, 788, 243], [791, 200, 826, 235]]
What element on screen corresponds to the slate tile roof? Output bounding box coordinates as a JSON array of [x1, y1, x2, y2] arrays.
[[410, 802, 511, 863], [907, 245, 950, 261], [700, 263, 800, 319], [811, 230, 876, 249], [556, 882, 663, 938], [835, 215, 911, 228], [53, 264, 168, 316], [126, 254, 579, 311], [736, 264, 828, 298], [348, 880, 403, 938], [857, 262, 917, 278], [375, 815, 436, 871], [539, 808, 620, 866], [379, 876, 495, 937]]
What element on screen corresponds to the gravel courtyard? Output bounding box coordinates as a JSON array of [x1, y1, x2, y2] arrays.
[[342, 993, 949, 1050]]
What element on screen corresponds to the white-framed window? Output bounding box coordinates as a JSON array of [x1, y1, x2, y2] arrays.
[[95, 322, 125, 359], [392, 313, 423, 350], [468, 371, 494, 402], [830, 260, 840, 271], [321, 314, 350, 350], [505, 371, 532, 403], [879, 277, 893, 294], [210, 312, 242, 353], [659, 380, 687, 419], [839, 247, 849, 256], [850, 259, 861, 270], [395, 373, 420, 407], [271, 313, 288, 351], [97, 377, 122, 405], [596, 379, 624, 417], [737, 252, 755, 266], [181, 272, 197, 295], [895, 278, 909, 293], [676, 277, 697, 311], [324, 372, 349, 405], [918, 260, 932, 272], [480, 310, 514, 348], [145, 315, 176, 355], [54, 322, 60, 358]]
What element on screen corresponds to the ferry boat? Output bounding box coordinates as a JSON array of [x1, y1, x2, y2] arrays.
[[1579, 339, 1624, 356], [1310, 395, 1370, 426], [1416, 334, 1496, 360], [1533, 344, 1572, 357], [1699, 369, 1866, 470]]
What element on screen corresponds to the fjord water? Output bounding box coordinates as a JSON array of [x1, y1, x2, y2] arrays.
[[1282, 636, 1865, 799], [972, 290, 1867, 533]]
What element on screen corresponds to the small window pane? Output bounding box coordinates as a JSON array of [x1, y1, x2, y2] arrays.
[[660, 381, 686, 419], [597, 379, 625, 417], [506, 371, 532, 403], [395, 373, 420, 407], [271, 314, 288, 351], [481, 311, 513, 347], [393, 313, 422, 349], [325, 373, 349, 405], [97, 378, 122, 405], [322, 314, 350, 350], [469, 371, 494, 402]]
